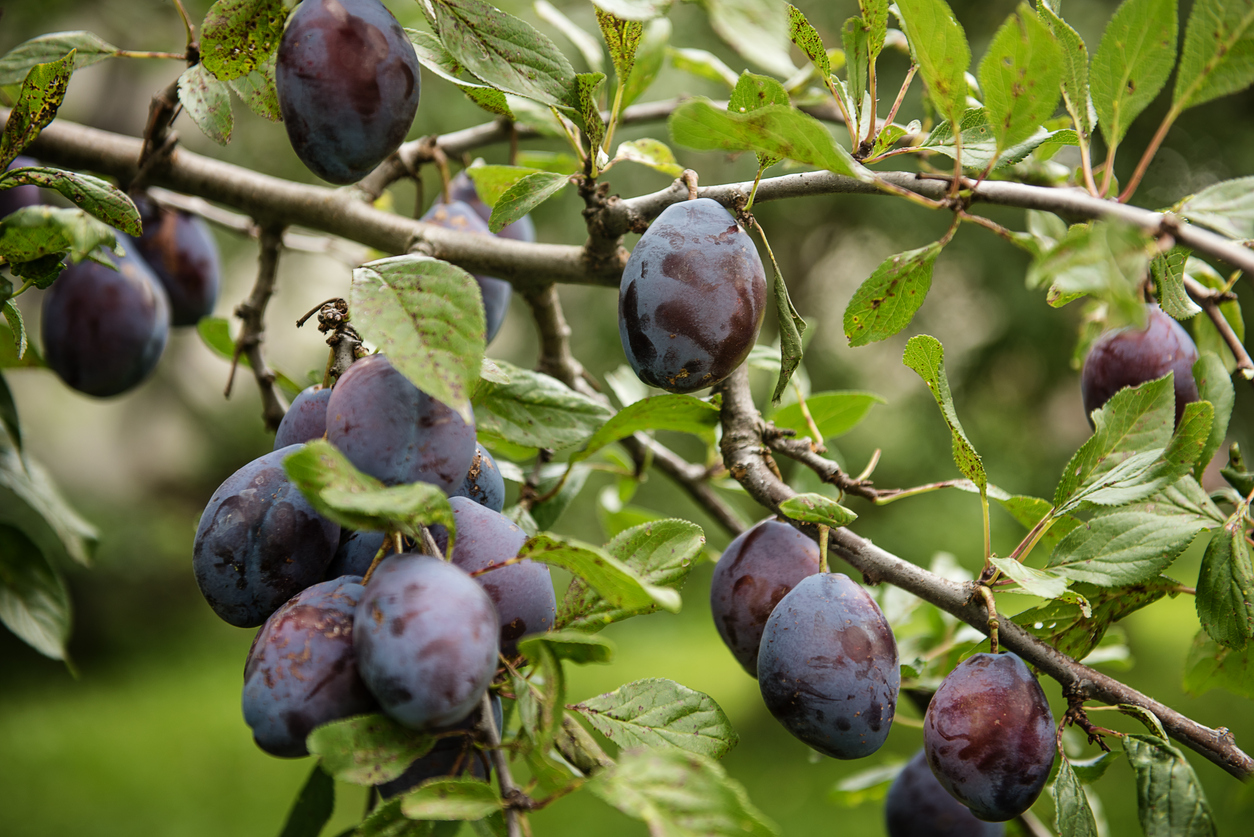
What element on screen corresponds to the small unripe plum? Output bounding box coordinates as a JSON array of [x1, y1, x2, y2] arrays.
[[885, 750, 1004, 837], [924, 652, 1055, 822], [130, 195, 221, 325], [242, 575, 378, 758], [193, 444, 341, 627], [274, 384, 332, 449], [619, 198, 766, 392], [420, 200, 512, 344], [354, 554, 499, 729], [41, 246, 170, 398], [710, 519, 820, 676], [757, 573, 899, 759], [275, 0, 421, 184], [452, 443, 506, 513], [1081, 306, 1199, 427]]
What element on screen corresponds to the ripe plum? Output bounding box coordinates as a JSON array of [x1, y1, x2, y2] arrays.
[[354, 554, 499, 729], [41, 247, 170, 397], [1081, 305, 1199, 427], [377, 695, 502, 798], [193, 444, 341, 627], [242, 575, 378, 757], [274, 384, 332, 449], [885, 750, 1004, 837], [618, 198, 766, 392], [452, 443, 506, 512], [924, 652, 1055, 822], [710, 519, 820, 676], [130, 195, 220, 325], [275, 0, 420, 184], [325, 354, 476, 492], [420, 200, 512, 344], [757, 573, 899, 759]]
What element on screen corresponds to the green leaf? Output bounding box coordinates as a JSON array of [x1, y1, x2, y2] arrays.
[[1027, 221, 1151, 328], [768, 249, 806, 404], [894, 0, 971, 125], [405, 29, 514, 119], [1183, 631, 1254, 699], [844, 241, 941, 347], [488, 171, 570, 234], [0, 205, 116, 267], [0, 315, 42, 369], [574, 394, 720, 463], [769, 391, 884, 441], [356, 798, 442, 837], [978, 5, 1064, 155], [701, 0, 796, 79], [307, 714, 436, 786], [610, 138, 684, 176], [282, 441, 456, 542], [989, 555, 1071, 599], [177, 63, 233, 146], [1151, 246, 1199, 320], [1178, 176, 1254, 240], [572, 72, 607, 151], [463, 165, 541, 208], [1053, 759, 1099, 837], [433, 0, 578, 107], [200, 0, 286, 82], [532, 462, 591, 531], [1193, 353, 1233, 479], [558, 519, 704, 631], [519, 629, 616, 664], [1, 50, 75, 169], [1, 166, 141, 236], [995, 494, 1083, 554], [588, 749, 777, 837], [779, 493, 858, 528], [593, 0, 672, 21], [668, 47, 738, 87], [0, 373, 19, 452], [400, 778, 502, 821], [472, 361, 614, 450], [1172, 0, 1254, 112], [669, 99, 871, 182], [916, 108, 1076, 170], [226, 53, 281, 121], [1090, 0, 1178, 149], [1196, 510, 1254, 649], [351, 256, 485, 424], [787, 4, 830, 80], [1123, 734, 1217, 837], [537, 0, 606, 75], [0, 32, 118, 86], [597, 9, 644, 82], [0, 523, 71, 661], [902, 335, 986, 490], [1040, 2, 1095, 137], [727, 71, 790, 113], [0, 435, 98, 567], [521, 532, 681, 614], [843, 17, 871, 114], [621, 18, 671, 107], [514, 151, 581, 175], [1016, 578, 1176, 660], [278, 764, 334, 837], [574, 678, 738, 758], [1071, 750, 1124, 783]]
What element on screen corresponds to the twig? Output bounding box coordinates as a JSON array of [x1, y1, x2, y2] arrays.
[[1184, 276, 1254, 384], [478, 692, 526, 837], [227, 225, 288, 430]]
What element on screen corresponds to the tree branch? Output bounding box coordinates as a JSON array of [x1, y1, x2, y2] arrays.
[[1184, 276, 1254, 385], [715, 363, 1254, 780], [226, 225, 287, 431], [478, 691, 525, 837]]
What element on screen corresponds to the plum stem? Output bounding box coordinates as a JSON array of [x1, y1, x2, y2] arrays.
[[360, 538, 391, 585], [479, 692, 527, 837], [977, 585, 999, 654], [818, 525, 829, 574]]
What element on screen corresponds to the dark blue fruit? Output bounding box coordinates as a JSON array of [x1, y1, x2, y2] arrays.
[[242, 576, 378, 758], [276, 0, 421, 184], [757, 573, 899, 759], [1081, 305, 1199, 428], [377, 695, 501, 798], [444, 170, 537, 244], [130, 195, 220, 325], [193, 444, 341, 627], [326, 529, 389, 579], [325, 354, 476, 492], [274, 384, 332, 449], [924, 652, 1055, 822], [432, 496, 554, 655], [618, 198, 766, 393], [710, 519, 820, 676], [41, 246, 170, 398], [453, 443, 506, 512], [420, 200, 512, 344], [354, 554, 499, 729], [0, 156, 42, 217], [885, 750, 1004, 837]]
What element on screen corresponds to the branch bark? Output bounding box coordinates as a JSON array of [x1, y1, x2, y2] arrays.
[[227, 224, 287, 431]]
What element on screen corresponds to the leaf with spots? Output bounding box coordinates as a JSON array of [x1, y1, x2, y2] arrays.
[[779, 493, 858, 528], [843, 241, 941, 347], [0, 50, 75, 169], [1, 165, 140, 236], [0, 31, 118, 86], [178, 63, 233, 146], [786, 4, 829, 80], [1090, 0, 1178, 149], [200, 0, 287, 82], [350, 255, 485, 423], [1053, 758, 1099, 837], [728, 71, 790, 168], [597, 9, 644, 81], [1124, 734, 1217, 837], [573, 678, 738, 757], [902, 334, 987, 491], [0, 206, 119, 267], [978, 4, 1064, 157], [572, 72, 607, 151], [610, 138, 684, 176], [227, 52, 281, 121], [471, 360, 614, 451], [522, 532, 681, 617], [307, 714, 436, 786], [400, 778, 502, 821], [893, 0, 971, 126], [1172, 0, 1254, 113], [487, 171, 571, 234]]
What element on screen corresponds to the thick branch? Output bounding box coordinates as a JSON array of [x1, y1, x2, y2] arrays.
[[229, 225, 287, 431], [715, 364, 1254, 780]]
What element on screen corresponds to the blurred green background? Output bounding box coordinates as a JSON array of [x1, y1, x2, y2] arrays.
[[2, 0, 1253, 835]]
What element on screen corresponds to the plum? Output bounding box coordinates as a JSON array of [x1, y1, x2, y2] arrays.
[[618, 198, 766, 393], [193, 444, 341, 627], [377, 695, 502, 798], [430, 496, 554, 655], [924, 652, 1055, 822], [442, 169, 537, 244], [41, 246, 170, 398], [325, 529, 389, 579], [354, 554, 499, 729], [1081, 305, 1199, 428], [452, 443, 506, 513], [275, 0, 421, 184], [0, 156, 42, 217], [757, 573, 899, 759], [274, 384, 332, 449], [325, 354, 476, 492], [242, 575, 378, 758], [130, 195, 220, 325], [710, 518, 820, 676], [420, 200, 512, 344], [885, 750, 1004, 837]]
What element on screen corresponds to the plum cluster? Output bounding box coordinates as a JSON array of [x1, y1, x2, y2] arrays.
[[709, 519, 1054, 823], [195, 353, 556, 790]]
